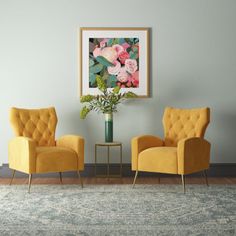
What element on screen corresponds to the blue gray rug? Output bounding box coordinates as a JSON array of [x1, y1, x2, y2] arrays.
[[0, 184, 235, 236]]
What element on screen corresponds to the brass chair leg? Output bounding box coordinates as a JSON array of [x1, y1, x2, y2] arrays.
[[28, 174, 32, 193], [9, 170, 16, 185], [203, 170, 209, 186], [59, 172, 62, 184], [181, 174, 186, 193], [77, 170, 83, 188], [132, 171, 138, 188]]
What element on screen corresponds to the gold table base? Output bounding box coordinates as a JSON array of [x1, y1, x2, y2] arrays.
[[95, 142, 122, 179]]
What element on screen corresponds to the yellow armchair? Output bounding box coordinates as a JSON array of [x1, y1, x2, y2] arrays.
[[8, 107, 84, 192], [132, 107, 211, 192]]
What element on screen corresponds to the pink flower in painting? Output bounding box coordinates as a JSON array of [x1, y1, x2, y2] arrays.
[[112, 44, 124, 55], [101, 47, 118, 63], [126, 81, 132, 87], [127, 71, 139, 87], [117, 67, 129, 83], [125, 59, 138, 74], [93, 47, 102, 58], [131, 71, 139, 87], [100, 38, 108, 48], [118, 51, 130, 64], [122, 42, 130, 50], [108, 60, 121, 75]]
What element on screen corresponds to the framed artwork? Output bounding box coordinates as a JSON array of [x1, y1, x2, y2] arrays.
[[79, 27, 150, 97]]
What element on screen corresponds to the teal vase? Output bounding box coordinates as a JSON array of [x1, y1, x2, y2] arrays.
[[105, 113, 113, 142]]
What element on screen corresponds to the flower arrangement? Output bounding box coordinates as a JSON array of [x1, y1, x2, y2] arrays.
[[80, 77, 137, 119], [89, 37, 139, 88]]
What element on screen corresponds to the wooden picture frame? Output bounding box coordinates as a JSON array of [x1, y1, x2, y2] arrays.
[[79, 27, 150, 97]]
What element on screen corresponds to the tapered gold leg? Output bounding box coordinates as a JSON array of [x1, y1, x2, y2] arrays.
[[132, 171, 138, 188], [9, 170, 16, 185], [28, 174, 32, 193], [77, 170, 83, 188], [203, 170, 209, 186], [181, 174, 185, 193], [59, 172, 62, 184]]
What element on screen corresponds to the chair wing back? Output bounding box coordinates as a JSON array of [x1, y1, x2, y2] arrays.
[[163, 107, 210, 147], [10, 107, 57, 146]]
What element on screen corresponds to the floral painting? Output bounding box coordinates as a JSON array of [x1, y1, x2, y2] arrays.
[[89, 38, 139, 88], [80, 28, 150, 97]]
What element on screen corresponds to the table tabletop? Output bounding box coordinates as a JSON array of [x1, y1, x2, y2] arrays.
[[95, 142, 122, 146]]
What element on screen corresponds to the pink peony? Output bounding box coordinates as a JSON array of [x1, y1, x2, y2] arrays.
[[93, 47, 102, 58], [112, 44, 124, 55], [117, 67, 129, 83], [118, 51, 130, 64], [125, 59, 138, 74], [122, 42, 131, 50], [101, 47, 118, 63], [131, 71, 139, 87], [108, 60, 121, 75]]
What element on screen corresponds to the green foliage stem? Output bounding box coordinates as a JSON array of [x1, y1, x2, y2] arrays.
[[79, 77, 137, 119]]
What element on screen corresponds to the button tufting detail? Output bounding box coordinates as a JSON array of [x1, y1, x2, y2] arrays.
[[10, 107, 57, 146], [163, 107, 210, 146]]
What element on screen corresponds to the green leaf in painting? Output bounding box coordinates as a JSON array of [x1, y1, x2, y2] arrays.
[[89, 73, 96, 86], [118, 38, 125, 44], [96, 56, 114, 67], [89, 63, 104, 74], [134, 38, 139, 44], [113, 38, 119, 45], [129, 51, 137, 59], [93, 38, 99, 46], [89, 59, 95, 67], [107, 75, 117, 88], [133, 46, 138, 53], [130, 38, 135, 43], [124, 38, 131, 44], [107, 38, 113, 47], [102, 71, 109, 81], [126, 47, 132, 53]]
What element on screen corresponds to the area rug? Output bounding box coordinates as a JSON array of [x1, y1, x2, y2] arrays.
[[0, 184, 235, 236]]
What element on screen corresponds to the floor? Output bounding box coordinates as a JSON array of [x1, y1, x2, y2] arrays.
[[0, 177, 235, 185]]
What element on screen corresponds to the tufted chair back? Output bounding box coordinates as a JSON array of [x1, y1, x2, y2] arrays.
[[10, 107, 58, 146], [163, 107, 210, 147]]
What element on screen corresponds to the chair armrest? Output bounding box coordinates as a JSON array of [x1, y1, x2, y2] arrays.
[[56, 135, 85, 170], [8, 137, 37, 174], [177, 137, 211, 175], [131, 135, 164, 171]]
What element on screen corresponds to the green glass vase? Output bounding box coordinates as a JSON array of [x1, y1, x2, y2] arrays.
[[105, 113, 113, 142]]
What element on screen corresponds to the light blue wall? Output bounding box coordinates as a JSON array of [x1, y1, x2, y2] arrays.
[[0, 0, 236, 165]]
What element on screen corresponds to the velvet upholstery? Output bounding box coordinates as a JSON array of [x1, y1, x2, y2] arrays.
[[10, 107, 57, 146], [131, 107, 211, 175], [9, 107, 84, 174]]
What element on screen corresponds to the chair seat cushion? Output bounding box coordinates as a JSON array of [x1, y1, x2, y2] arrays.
[[36, 146, 78, 173], [138, 147, 178, 174]]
